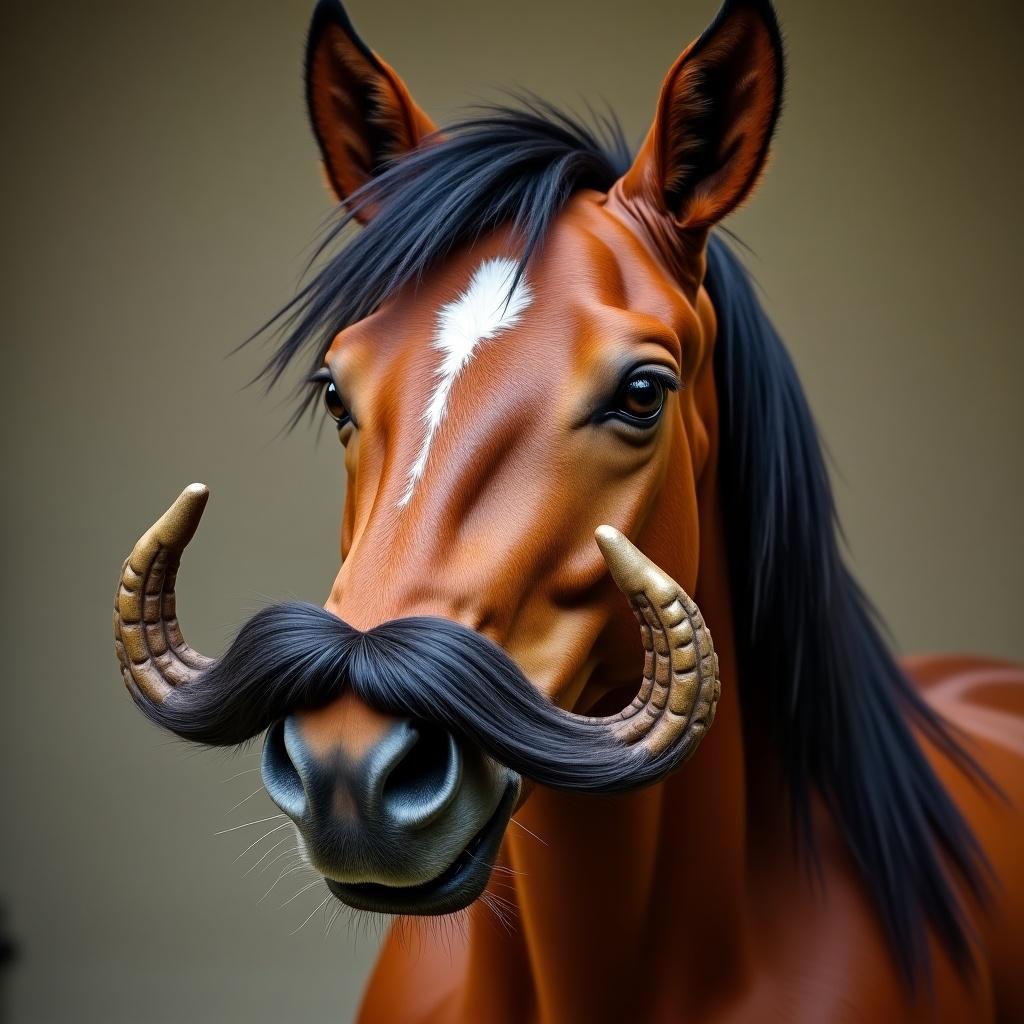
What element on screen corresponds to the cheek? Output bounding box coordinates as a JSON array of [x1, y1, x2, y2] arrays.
[[552, 405, 701, 610], [506, 420, 679, 674], [560, 418, 678, 553], [636, 412, 701, 593], [340, 433, 360, 557]]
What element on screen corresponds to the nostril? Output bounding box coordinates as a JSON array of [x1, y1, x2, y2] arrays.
[[384, 723, 449, 802], [380, 722, 461, 829], [261, 719, 306, 820]]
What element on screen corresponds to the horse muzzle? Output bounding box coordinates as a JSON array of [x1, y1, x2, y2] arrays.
[[261, 707, 520, 914]]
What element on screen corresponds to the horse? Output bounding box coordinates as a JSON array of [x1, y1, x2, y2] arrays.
[[111, 0, 1024, 1019]]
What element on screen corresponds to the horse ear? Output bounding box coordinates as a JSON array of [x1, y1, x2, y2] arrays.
[[305, 0, 437, 221], [620, 0, 783, 235]]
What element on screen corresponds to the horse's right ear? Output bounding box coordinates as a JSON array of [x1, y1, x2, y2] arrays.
[[305, 0, 437, 221]]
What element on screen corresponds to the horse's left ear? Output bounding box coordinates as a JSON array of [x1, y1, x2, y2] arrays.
[[305, 0, 437, 221], [620, 0, 784, 236]]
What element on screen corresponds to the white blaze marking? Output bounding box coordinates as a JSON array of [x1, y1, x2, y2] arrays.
[[397, 257, 532, 507]]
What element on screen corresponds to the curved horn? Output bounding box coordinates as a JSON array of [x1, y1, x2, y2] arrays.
[[591, 525, 720, 760], [113, 484, 215, 705]]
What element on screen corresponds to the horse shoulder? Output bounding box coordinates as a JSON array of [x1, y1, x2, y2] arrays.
[[904, 652, 1024, 1020]]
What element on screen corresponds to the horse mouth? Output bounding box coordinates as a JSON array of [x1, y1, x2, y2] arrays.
[[324, 779, 519, 916]]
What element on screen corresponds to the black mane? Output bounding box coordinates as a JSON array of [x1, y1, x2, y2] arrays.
[[256, 102, 988, 984], [705, 237, 989, 984]]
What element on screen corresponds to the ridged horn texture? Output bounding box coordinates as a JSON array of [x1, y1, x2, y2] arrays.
[[591, 525, 721, 759], [113, 484, 215, 704]]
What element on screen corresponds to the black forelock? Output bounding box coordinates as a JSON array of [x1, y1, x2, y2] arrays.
[[251, 97, 632, 426]]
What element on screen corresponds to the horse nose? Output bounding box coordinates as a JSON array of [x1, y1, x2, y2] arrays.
[[261, 714, 463, 831]]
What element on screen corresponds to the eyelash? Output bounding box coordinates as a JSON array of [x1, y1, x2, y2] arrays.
[[626, 366, 680, 394]]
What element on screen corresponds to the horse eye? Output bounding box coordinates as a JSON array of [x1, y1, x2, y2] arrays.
[[322, 381, 350, 424], [613, 372, 666, 426]]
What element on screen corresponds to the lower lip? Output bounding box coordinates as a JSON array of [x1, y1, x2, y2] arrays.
[[324, 779, 519, 916]]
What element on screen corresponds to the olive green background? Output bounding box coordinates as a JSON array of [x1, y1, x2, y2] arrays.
[[2, 0, 1021, 1021]]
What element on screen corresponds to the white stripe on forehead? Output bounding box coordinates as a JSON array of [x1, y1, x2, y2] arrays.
[[397, 257, 532, 508]]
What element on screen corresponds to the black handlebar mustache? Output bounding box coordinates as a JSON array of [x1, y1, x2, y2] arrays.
[[134, 601, 661, 793]]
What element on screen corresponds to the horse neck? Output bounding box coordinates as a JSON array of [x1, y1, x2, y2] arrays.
[[458, 470, 755, 1021]]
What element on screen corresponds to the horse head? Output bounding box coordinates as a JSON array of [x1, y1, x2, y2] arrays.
[[113, 0, 781, 916]]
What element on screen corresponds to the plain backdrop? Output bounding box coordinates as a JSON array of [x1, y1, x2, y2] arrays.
[[2, 0, 1021, 1021]]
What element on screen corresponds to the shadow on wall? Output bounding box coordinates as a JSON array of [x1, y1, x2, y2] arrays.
[[0, 901, 17, 1024]]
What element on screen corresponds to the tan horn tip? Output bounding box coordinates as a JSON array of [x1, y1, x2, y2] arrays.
[[180, 481, 210, 505], [151, 482, 210, 550], [595, 524, 650, 594], [594, 523, 624, 549]]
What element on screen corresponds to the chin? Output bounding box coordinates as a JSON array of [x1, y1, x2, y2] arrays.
[[321, 778, 519, 916]]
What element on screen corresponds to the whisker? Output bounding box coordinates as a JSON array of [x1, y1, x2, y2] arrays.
[[489, 892, 516, 917], [509, 817, 547, 846], [481, 861, 526, 878], [242, 836, 288, 876], [281, 877, 323, 907], [485, 891, 517, 912], [221, 767, 262, 783], [226, 787, 266, 815], [233, 825, 280, 860], [255, 844, 300, 876], [258, 868, 301, 901], [465, 849, 525, 883], [478, 893, 514, 935], [482, 901, 511, 932], [325, 900, 344, 938], [234, 820, 292, 860], [483, 879, 517, 894], [259, 863, 307, 903], [215, 814, 284, 836], [292, 892, 332, 936], [481, 885, 517, 909]]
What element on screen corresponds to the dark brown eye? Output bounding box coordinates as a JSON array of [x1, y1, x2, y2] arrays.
[[322, 380, 350, 424], [614, 372, 667, 426]]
